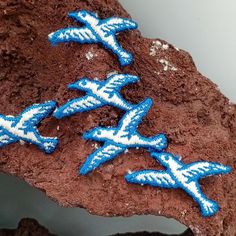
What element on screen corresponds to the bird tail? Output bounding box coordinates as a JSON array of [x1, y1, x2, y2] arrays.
[[48, 28, 74, 46], [119, 52, 133, 66], [200, 199, 219, 217], [41, 138, 58, 154], [150, 134, 168, 152]]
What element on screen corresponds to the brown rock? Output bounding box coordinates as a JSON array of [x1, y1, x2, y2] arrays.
[[0, 0, 235, 236], [112, 229, 193, 236], [0, 218, 55, 236], [0, 218, 193, 236]]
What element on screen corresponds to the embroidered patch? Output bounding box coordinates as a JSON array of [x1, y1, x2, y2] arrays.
[[48, 10, 138, 66], [54, 74, 139, 119], [80, 98, 167, 175], [0, 101, 58, 154], [125, 152, 231, 217]]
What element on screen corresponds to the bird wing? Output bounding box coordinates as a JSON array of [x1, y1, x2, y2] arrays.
[[125, 170, 176, 188], [49, 27, 97, 45], [15, 101, 56, 129], [180, 161, 231, 180], [117, 98, 152, 138], [102, 74, 139, 94], [54, 95, 103, 119], [100, 18, 138, 34], [0, 129, 16, 147], [80, 142, 125, 175]]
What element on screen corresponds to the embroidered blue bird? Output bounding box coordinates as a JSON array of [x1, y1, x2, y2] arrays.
[[0, 101, 58, 154], [48, 10, 138, 66], [125, 152, 231, 217], [80, 98, 167, 175], [54, 74, 139, 119]]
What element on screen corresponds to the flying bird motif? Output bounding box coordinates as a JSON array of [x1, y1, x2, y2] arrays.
[[125, 152, 231, 217], [48, 10, 138, 66], [0, 101, 58, 154], [54, 74, 139, 119], [80, 98, 167, 175]]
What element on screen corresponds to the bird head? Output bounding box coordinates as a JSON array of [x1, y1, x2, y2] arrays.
[[152, 152, 183, 169], [68, 78, 92, 91], [151, 152, 173, 167], [83, 127, 105, 141], [68, 11, 98, 25], [0, 114, 6, 123]]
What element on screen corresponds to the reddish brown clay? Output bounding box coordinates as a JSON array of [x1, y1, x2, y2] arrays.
[[0, 1, 235, 235]]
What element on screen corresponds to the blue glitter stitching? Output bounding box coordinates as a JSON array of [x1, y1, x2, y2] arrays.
[[48, 10, 138, 66], [53, 74, 139, 119], [0, 101, 58, 154], [46, 10, 232, 218], [125, 152, 231, 217], [80, 98, 167, 175]]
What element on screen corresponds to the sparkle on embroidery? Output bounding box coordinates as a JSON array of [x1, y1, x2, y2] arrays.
[[79, 98, 167, 175], [48, 10, 138, 66], [0, 101, 58, 154], [125, 152, 231, 217], [53, 74, 139, 119]]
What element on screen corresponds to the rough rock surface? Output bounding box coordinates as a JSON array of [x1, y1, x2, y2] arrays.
[[0, 0, 235, 235], [0, 218, 55, 236]]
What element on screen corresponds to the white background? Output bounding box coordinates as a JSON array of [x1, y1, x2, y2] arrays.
[[0, 1, 235, 235]]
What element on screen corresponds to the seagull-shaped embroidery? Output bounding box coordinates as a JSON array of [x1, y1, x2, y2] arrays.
[[125, 152, 231, 217], [80, 98, 167, 175], [54, 74, 139, 119], [48, 10, 138, 66], [0, 101, 58, 154]]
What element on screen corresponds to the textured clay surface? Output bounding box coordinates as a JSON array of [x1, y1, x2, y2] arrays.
[[0, 218, 55, 236], [0, 0, 235, 235]]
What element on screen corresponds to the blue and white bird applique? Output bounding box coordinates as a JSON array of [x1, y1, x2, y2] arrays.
[[125, 152, 231, 217], [48, 10, 138, 66], [80, 98, 167, 175], [0, 101, 58, 154], [54, 74, 139, 119]]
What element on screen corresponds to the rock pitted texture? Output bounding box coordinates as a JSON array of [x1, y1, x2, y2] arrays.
[[0, 0, 235, 235]]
